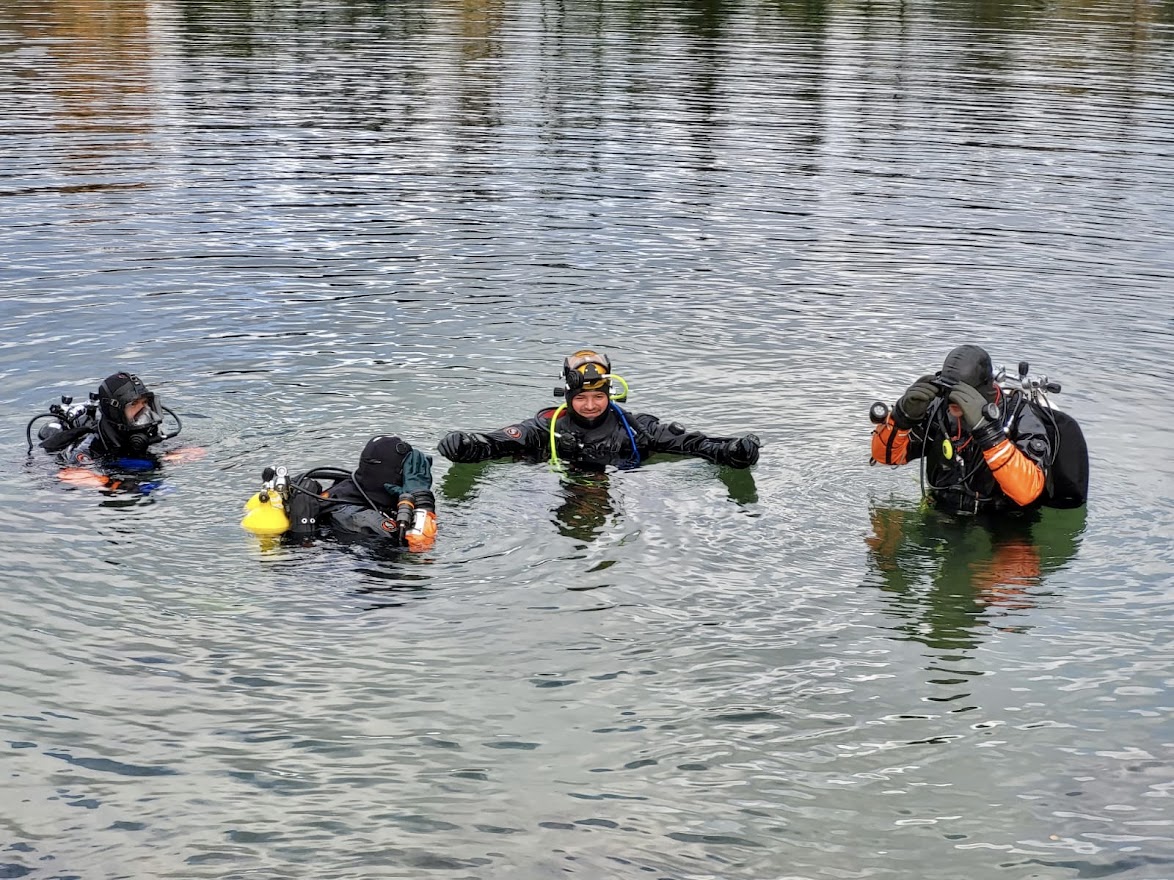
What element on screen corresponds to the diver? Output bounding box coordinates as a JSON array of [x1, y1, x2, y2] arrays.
[[28, 371, 196, 492], [869, 344, 1088, 515], [437, 349, 761, 471], [31, 372, 177, 463], [242, 435, 438, 552]]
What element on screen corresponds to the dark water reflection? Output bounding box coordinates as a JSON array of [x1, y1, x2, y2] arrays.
[[2, 0, 1173, 878], [865, 504, 1087, 652]]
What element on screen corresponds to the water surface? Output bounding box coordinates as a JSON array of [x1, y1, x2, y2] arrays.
[[1, 1, 1172, 878]]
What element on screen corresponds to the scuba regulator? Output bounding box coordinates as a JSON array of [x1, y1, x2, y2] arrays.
[[548, 351, 636, 469]]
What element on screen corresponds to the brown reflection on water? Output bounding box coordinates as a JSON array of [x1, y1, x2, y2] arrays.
[[4, 0, 156, 169], [445, 0, 504, 61], [15, 0, 153, 129], [864, 504, 1086, 654]]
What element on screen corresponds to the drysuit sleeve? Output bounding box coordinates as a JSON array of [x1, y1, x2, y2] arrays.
[[439, 416, 549, 463], [873, 417, 915, 465], [871, 406, 934, 466], [979, 404, 1050, 507], [633, 414, 760, 468]]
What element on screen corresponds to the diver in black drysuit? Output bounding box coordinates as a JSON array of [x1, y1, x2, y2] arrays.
[[279, 435, 437, 550], [39, 371, 171, 466], [438, 350, 760, 471], [315, 435, 435, 539]]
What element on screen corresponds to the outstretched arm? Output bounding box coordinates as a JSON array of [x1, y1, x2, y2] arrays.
[[438, 416, 548, 463], [635, 414, 760, 468]]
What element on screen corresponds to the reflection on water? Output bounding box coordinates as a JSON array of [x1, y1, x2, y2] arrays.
[[441, 461, 758, 546], [1, 0, 1173, 877], [553, 472, 616, 543], [865, 502, 1087, 651]]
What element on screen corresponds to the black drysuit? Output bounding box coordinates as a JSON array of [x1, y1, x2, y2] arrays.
[[444, 404, 758, 470]]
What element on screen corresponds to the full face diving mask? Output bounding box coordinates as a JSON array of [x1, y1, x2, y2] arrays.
[[100, 373, 164, 450]]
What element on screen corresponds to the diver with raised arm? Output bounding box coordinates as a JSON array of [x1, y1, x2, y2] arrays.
[[870, 344, 1087, 515]]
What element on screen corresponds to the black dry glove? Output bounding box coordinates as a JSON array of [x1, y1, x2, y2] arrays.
[[438, 431, 490, 463], [948, 383, 1003, 449], [893, 374, 940, 430], [723, 434, 761, 468]]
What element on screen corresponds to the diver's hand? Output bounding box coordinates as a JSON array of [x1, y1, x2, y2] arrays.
[[948, 382, 1003, 449], [438, 431, 489, 463], [948, 382, 989, 431], [724, 434, 761, 468], [893, 374, 939, 428], [162, 447, 207, 464]]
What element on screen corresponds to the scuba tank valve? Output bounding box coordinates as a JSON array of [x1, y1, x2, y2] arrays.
[[26, 394, 100, 454], [999, 361, 1064, 407]]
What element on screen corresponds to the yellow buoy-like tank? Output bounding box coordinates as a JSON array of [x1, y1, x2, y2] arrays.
[[241, 489, 290, 537]]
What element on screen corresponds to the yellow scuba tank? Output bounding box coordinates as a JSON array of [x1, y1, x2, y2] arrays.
[[241, 487, 291, 537]]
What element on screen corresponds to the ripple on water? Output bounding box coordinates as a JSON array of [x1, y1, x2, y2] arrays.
[[0, 1, 1172, 878]]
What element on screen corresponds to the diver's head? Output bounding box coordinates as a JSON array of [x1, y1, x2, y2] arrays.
[[571, 389, 610, 422], [97, 372, 163, 453], [355, 435, 411, 507], [940, 344, 997, 403], [562, 350, 612, 428]]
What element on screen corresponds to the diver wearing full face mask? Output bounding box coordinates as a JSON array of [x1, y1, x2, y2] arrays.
[[94, 372, 166, 458], [32, 372, 185, 472]]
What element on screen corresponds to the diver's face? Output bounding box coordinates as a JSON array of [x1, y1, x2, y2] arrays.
[[571, 390, 609, 420], [124, 396, 149, 424]]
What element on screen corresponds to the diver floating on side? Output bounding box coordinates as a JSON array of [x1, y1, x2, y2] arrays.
[[242, 435, 438, 552], [27, 371, 199, 493]]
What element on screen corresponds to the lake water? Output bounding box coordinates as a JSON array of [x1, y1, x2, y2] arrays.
[[1, 1, 1172, 878]]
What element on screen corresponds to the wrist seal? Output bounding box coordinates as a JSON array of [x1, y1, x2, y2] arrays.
[[891, 402, 919, 431], [971, 414, 1004, 450]]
